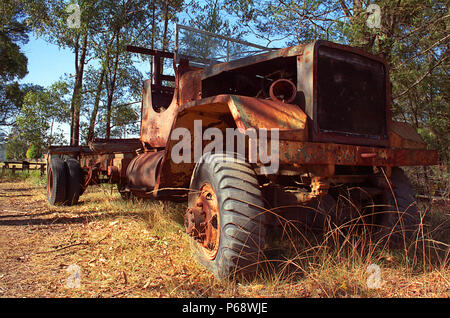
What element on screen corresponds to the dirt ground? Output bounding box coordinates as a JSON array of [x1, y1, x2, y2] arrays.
[[0, 178, 449, 298], [0, 179, 215, 298]]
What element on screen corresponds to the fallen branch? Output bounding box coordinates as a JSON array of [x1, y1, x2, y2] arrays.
[[36, 242, 89, 254], [36, 234, 110, 255]]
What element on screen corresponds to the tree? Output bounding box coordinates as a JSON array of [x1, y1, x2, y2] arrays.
[[85, 65, 106, 142], [84, 0, 184, 140], [5, 128, 28, 160], [11, 82, 69, 157], [26, 143, 41, 159], [0, 0, 30, 127], [23, 0, 105, 146], [18, 0, 187, 146]]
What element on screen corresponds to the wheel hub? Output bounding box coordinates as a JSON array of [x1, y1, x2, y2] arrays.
[[184, 183, 220, 259]]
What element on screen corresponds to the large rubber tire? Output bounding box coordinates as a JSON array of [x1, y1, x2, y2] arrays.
[[65, 158, 81, 206], [188, 153, 266, 280], [47, 157, 67, 205], [375, 167, 420, 248]]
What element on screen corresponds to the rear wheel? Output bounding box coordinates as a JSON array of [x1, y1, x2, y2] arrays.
[[186, 153, 266, 280], [47, 157, 67, 205], [65, 158, 81, 206]]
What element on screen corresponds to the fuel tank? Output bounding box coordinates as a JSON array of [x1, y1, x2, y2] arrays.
[[126, 150, 165, 193]]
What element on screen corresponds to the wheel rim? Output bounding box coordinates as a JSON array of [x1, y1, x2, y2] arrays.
[[47, 167, 53, 198], [185, 182, 221, 260]]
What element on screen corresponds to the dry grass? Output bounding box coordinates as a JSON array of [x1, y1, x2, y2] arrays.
[[258, 195, 449, 298], [0, 174, 448, 298]]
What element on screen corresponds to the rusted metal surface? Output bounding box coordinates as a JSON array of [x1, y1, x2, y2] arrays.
[[294, 176, 330, 202], [127, 46, 180, 149], [140, 79, 178, 148], [47, 167, 53, 197], [269, 79, 297, 104], [107, 165, 120, 183], [178, 94, 308, 131], [49, 38, 438, 204], [112, 153, 134, 179], [88, 138, 142, 154], [185, 182, 220, 259], [155, 94, 309, 191], [298, 41, 391, 147], [78, 153, 112, 172], [48, 145, 92, 155], [125, 150, 164, 193], [138, 39, 394, 154], [82, 164, 99, 191], [178, 69, 202, 105], [389, 121, 427, 149], [277, 141, 438, 167]]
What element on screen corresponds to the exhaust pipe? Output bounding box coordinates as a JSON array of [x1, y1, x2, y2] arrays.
[[269, 79, 297, 103]]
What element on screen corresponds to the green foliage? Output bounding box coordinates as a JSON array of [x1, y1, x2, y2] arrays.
[[5, 133, 27, 160], [0, 0, 31, 126], [25, 144, 42, 159], [0, 0, 29, 81], [179, 0, 240, 62], [0, 30, 28, 81], [5, 82, 69, 159]]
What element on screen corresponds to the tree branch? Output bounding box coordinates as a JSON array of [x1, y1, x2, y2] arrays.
[[338, 0, 353, 21], [393, 54, 449, 100]]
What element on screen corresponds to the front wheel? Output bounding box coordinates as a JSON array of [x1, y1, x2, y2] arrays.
[[374, 167, 420, 248], [185, 153, 266, 280]]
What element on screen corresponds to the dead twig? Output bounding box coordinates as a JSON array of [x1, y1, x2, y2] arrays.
[[36, 242, 89, 254], [36, 234, 110, 255]]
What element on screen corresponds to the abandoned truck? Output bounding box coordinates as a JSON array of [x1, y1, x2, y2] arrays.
[[46, 25, 438, 279]]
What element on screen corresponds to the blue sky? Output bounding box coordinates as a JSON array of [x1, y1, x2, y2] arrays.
[[17, 35, 149, 141], [20, 35, 151, 87], [18, 24, 280, 89], [20, 36, 74, 87]]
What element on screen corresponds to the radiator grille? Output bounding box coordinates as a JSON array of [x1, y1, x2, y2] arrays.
[[316, 46, 387, 139]]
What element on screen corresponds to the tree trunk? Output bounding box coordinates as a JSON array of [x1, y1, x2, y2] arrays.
[[160, 0, 169, 76], [70, 33, 88, 146], [105, 32, 120, 140], [87, 67, 106, 142], [150, 0, 156, 80]]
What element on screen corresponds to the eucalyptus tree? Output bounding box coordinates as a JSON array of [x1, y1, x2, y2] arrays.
[[23, 0, 106, 146], [10, 80, 70, 157], [85, 0, 185, 140], [0, 0, 29, 127]]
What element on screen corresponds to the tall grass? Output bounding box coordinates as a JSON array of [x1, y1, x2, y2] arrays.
[[1, 171, 447, 297], [249, 189, 449, 295]]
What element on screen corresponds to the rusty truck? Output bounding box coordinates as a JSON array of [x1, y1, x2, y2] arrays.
[[46, 25, 438, 279]]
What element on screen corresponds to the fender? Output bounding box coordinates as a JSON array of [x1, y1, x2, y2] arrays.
[[153, 94, 308, 193]]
